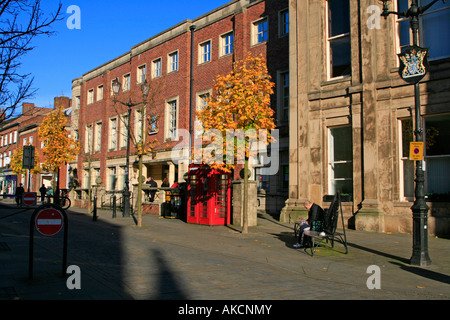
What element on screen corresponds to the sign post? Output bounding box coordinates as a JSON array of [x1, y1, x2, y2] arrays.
[[29, 204, 68, 280]]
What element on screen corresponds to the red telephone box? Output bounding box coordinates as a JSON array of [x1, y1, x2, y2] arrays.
[[187, 164, 231, 226]]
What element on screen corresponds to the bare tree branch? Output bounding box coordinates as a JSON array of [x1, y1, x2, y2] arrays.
[[0, 0, 63, 123]]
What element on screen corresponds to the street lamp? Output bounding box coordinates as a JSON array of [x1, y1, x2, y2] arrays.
[[112, 78, 150, 218], [380, 0, 446, 266]]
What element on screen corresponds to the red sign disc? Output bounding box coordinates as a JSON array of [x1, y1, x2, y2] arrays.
[[23, 193, 37, 206], [35, 208, 63, 236]]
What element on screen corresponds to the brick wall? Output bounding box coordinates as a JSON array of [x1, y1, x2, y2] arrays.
[[75, 0, 289, 187]]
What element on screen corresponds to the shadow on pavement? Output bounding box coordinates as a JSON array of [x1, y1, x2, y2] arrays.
[[390, 261, 450, 285]]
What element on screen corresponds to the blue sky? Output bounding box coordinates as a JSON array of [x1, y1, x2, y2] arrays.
[[19, 0, 231, 111]]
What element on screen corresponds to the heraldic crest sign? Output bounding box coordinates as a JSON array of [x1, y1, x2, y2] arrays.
[[398, 45, 429, 84]]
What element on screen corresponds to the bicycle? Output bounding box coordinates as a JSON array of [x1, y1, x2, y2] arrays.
[[46, 195, 71, 210]]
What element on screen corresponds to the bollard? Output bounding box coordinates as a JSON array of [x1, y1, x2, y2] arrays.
[[112, 195, 117, 219], [93, 196, 98, 221]]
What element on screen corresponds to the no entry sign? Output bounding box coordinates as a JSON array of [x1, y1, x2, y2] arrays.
[[35, 207, 64, 236], [23, 192, 37, 206], [29, 204, 68, 280]]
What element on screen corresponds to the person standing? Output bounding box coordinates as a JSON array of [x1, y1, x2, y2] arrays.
[[15, 183, 25, 207], [39, 184, 47, 203]]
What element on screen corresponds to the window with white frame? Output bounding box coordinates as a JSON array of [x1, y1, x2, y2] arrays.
[[253, 18, 268, 45], [326, 0, 351, 79], [120, 166, 127, 189], [85, 124, 93, 154], [279, 8, 289, 37], [220, 32, 234, 56], [399, 118, 415, 200], [168, 51, 178, 73], [328, 126, 353, 195], [137, 65, 147, 83], [108, 167, 117, 191], [123, 74, 131, 91], [149, 114, 158, 135], [152, 59, 161, 78], [199, 41, 211, 64], [88, 89, 94, 104], [396, 0, 450, 60], [120, 114, 129, 149], [135, 109, 144, 142], [195, 91, 210, 138], [95, 121, 102, 152], [97, 85, 103, 101], [109, 118, 117, 150], [166, 99, 178, 141]]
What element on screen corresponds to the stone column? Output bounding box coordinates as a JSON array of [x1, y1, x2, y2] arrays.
[[232, 180, 257, 227]]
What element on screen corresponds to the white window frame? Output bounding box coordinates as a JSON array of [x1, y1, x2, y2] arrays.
[[398, 118, 415, 201], [395, 0, 450, 62], [137, 64, 147, 84], [252, 17, 269, 46], [97, 85, 103, 101], [109, 117, 118, 151], [199, 40, 211, 64], [95, 121, 102, 153], [152, 58, 162, 78], [123, 74, 131, 92], [87, 89, 94, 105], [325, 0, 351, 80], [328, 126, 353, 195], [220, 32, 234, 57], [194, 90, 211, 138], [85, 124, 93, 154], [135, 109, 144, 142], [108, 167, 117, 191], [120, 113, 129, 149], [165, 97, 179, 141], [168, 51, 179, 73]]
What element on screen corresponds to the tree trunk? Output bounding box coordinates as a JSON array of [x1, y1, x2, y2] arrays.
[[137, 154, 143, 227], [242, 158, 249, 234]]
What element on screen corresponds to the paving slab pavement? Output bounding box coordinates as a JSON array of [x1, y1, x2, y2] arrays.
[[0, 201, 449, 305]]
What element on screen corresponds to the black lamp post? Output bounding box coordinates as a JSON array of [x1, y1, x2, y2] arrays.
[[112, 78, 150, 218], [380, 0, 446, 266]]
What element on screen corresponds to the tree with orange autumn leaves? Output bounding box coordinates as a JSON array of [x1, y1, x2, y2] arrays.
[[38, 106, 80, 191], [10, 143, 41, 176], [196, 53, 276, 233]]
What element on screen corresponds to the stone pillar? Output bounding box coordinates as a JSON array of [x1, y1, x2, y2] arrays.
[[355, 0, 386, 232], [232, 180, 257, 227]]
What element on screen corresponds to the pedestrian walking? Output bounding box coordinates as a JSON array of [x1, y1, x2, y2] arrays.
[[15, 183, 25, 207]]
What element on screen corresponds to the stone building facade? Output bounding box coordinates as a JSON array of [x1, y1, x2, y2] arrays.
[[282, 0, 450, 237]]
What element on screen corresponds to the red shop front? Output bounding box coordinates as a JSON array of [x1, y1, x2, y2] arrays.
[[187, 164, 231, 226]]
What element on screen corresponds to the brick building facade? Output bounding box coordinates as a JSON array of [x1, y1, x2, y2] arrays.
[[71, 0, 289, 211], [0, 97, 72, 196]]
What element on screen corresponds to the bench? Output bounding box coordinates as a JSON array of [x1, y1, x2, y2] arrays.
[[303, 192, 348, 256]]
